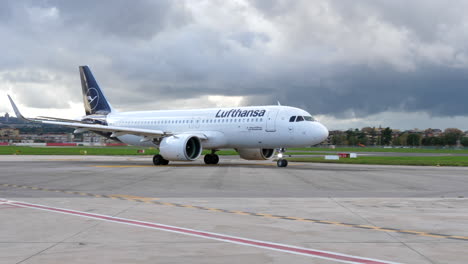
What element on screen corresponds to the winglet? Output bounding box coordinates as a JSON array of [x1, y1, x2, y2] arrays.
[[7, 95, 29, 121]]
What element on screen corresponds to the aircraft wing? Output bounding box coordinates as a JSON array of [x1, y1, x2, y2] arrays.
[[7, 95, 210, 141], [8, 95, 170, 139], [41, 121, 210, 140], [36, 116, 90, 123], [41, 120, 168, 138]]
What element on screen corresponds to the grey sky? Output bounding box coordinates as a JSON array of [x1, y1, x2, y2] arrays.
[[1, 0, 468, 130]]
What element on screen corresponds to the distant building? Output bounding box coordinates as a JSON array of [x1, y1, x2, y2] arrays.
[[424, 128, 442, 137], [408, 128, 423, 133], [0, 127, 20, 139], [82, 132, 105, 144], [20, 133, 73, 143]]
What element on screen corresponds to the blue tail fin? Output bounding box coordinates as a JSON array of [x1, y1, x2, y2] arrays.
[[80, 66, 113, 115]]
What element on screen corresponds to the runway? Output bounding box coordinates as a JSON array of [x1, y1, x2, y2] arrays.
[[1, 155, 468, 264]]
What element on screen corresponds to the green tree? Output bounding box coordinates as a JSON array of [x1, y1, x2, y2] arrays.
[[398, 133, 408, 146], [381, 127, 392, 145], [461, 137, 468, 147], [357, 130, 368, 145], [407, 134, 421, 146], [331, 133, 346, 145], [346, 129, 358, 146], [369, 127, 377, 145], [443, 128, 463, 146], [423, 136, 444, 146], [422, 137, 432, 146]]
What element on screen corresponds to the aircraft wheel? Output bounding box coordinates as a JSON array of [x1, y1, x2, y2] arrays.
[[204, 154, 212, 164], [211, 154, 219, 165], [277, 159, 288, 167], [153, 154, 169, 166], [204, 154, 219, 165]]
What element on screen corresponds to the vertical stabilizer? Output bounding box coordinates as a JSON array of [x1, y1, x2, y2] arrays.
[[80, 66, 113, 115]]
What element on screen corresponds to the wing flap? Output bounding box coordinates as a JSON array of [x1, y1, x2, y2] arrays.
[[42, 120, 169, 138]]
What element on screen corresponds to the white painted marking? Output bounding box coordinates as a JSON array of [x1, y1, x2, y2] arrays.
[[4, 199, 401, 264]]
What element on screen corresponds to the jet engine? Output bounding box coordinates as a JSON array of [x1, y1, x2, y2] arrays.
[[236, 148, 275, 160], [159, 134, 202, 161]]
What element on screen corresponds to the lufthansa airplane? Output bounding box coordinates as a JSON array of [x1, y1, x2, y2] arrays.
[[8, 66, 328, 167]]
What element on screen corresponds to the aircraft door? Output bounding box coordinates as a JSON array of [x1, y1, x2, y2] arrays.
[[265, 109, 279, 132]]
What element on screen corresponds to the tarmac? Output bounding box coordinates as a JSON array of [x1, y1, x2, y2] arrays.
[[1, 155, 468, 264]]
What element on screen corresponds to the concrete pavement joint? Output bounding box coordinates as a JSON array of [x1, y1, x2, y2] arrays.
[[2, 182, 468, 242]]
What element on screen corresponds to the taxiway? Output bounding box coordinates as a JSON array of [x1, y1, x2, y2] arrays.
[[1, 155, 467, 264]]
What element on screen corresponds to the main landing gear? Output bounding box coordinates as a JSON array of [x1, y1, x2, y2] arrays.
[[204, 150, 219, 165], [276, 148, 288, 167], [153, 154, 169, 166]]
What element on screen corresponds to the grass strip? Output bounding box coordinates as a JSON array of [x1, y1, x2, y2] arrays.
[[287, 156, 468, 167], [0, 146, 239, 156], [289, 147, 468, 154], [0, 146, 159, 155]]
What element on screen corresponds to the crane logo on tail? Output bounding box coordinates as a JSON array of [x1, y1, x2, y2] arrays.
[[86, 87, 100, 111]]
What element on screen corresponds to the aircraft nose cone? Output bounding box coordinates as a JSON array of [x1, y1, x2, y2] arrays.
[[317, 122, 329, 142], [320, 124, 329, 141], [310, 122, 328, 145]]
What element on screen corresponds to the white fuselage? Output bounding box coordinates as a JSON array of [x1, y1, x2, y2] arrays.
[[106, 105, 328, 149]]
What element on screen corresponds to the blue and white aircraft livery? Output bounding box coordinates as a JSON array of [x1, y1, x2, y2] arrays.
[[8, 66, 329, 167]]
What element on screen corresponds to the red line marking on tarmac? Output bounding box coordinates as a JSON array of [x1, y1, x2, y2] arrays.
[[0, 204, 21, 209], [4, 199, 400, 264]]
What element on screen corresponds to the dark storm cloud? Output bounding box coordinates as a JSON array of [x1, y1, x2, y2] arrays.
[[328, 0, 468, 42], [269, 64, 468, 117], [46, 0, 191, 39], [1, 0, 468, 123]]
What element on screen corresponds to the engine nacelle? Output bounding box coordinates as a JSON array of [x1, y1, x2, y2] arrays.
[[159, 134, 202, 161], [237, 148, 275, 160]]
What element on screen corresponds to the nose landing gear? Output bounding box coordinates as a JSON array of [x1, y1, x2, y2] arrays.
[[204, 150, 220, 165], [276, 148, 288, 167]]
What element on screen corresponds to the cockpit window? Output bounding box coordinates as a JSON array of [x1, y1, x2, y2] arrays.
[[289, 116, 296, 122], [296, 116, 304, 122], [304, 116, 315, 121]]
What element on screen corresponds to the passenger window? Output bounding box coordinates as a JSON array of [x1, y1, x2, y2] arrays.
[[289, 116, 296, 122], [296, 116, 304, 122]]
